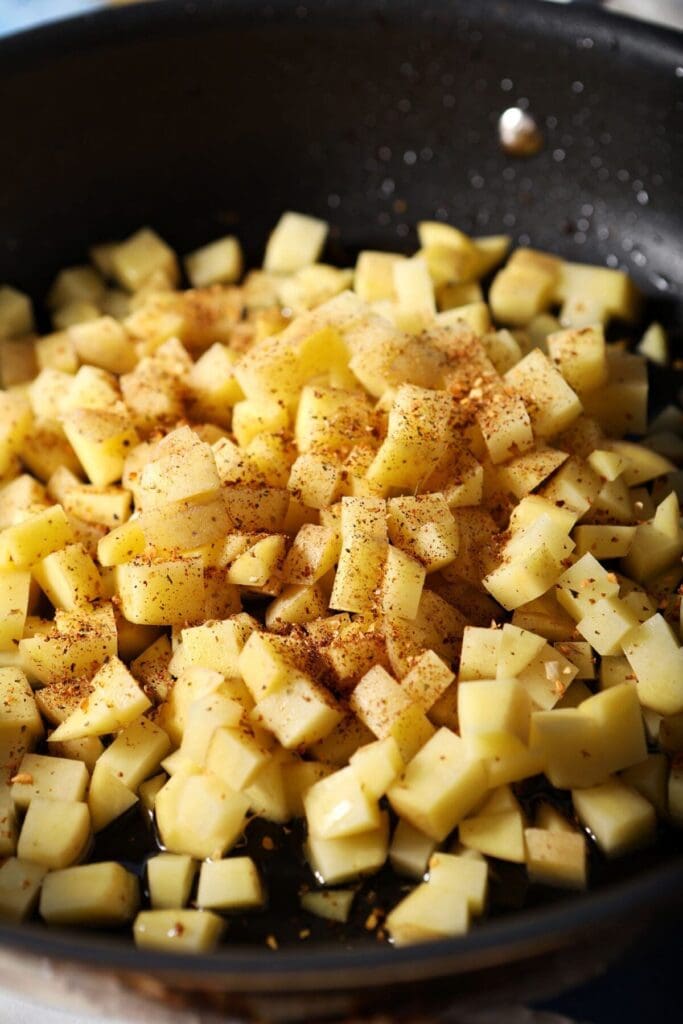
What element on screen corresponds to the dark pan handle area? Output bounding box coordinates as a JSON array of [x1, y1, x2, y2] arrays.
[[0, 0, 682, 1007]]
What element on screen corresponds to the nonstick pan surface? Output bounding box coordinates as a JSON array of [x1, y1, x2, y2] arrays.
[[0, 0, 681, 1015]]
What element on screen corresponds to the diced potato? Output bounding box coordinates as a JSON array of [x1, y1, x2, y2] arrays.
[[304, 812, 389, 884], [301, 888, 355, 923], [547, 325, 607, 393], [115, 555, 206, 625], [61, 408, 138, 488], [207, 725, 272, 791], [388, 729, 488, 841], [139, 772, 167, 813], [524, 828, 587, 889], [367, 385, 454, 491], [329, 496, 386, 614], [112, 228, 179, 292], [580, 684, 647, 775], [530, 708, 607, 789], [459, 804, 526, 863], [49, 656, 151, 742], [10, 752, 88, 810], [402, 651, 454, 712], [283, 524, 340, 585], [464, 732, 543, 788], [196, 857, 264, 910], [0, 285, 35, 339], [88, 762, 138, 832], [0, 788, 17, 856], [264, 212, 328, 274], [428, 852, 489, 914], [147, 853, 197, 910], [458, 679, 531, 743], [134, 909, 224, 953], [0, 668, 43, 746], [505, 349, 582, 438], [305, 765, 380, 839], [155, 770, 249, 859], [572, 779, 656, 857], [32, 542, 102, 611], [253, 673, 342, 749], [0, 858, 47, 921], [622, 614, 683, 716], [621, 753, 669, 819], [185, 236, 243, 288], [18, 797, 91, 869], [0, 504, 73, 569], [49, 735, 104, 773], [390, 818, 439, 884], [96, 714, 171, 790], [386, 881, 469, 946], [387, 494, 459, 572]]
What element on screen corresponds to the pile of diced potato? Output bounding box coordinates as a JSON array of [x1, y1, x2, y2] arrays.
[[0, 211, 681, 952]]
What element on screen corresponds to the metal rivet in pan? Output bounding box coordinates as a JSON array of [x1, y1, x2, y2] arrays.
[[497, 107, 543, 157]]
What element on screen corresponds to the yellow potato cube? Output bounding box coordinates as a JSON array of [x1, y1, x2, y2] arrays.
[[463, 732, 543, 788], [0, 668, 43, 744], [349, 665, 412, 738], [206, 725, 272, 791], [227, 535, 286, 594], [88, 762, 138, 832], [489, 262, 557, 326], [147, 853, 197, 910], [0, 285, 34, 339], [621, 753, 669, 819], [300, 888, 355, 923], [572, 779, 656, 857], [459, 806, 526, 863], [49, 656, 151, 742], [386, 881, 469, 946], [49, 735, 104, 773], [18, 797, 91, 868], [304, 812, 389, 885], [402, 651, 454, 711], [505, 349, 582, 438], [32, 542, 102, 611], [137, 426, 220, 511], [134, 909, 224, 953], [96, 715, 171, 791], [547, 325, 607, 393], [155, 770, 249, 859], [388, 728, 488, 841], [330, 497, 387, 614], [389, 819, 437, 880], [61, 408, 138, 488], [524, 828, 587, 889], [283, 524, 340, 585], [0, 788, 17, 856], [1, 504, 74, 568], [576, 596, 640, 657], [305, 765, 381, 839], [530, 709, 607, 789], [0, 857, 47, 921], [0, 569, 30, 651], [112, 228, 179, 292], [367, 385, 454, 490], [557, 261, 639, 327], [68, 316, 137, 375], [387, 494, 459, 572], [196, 857, 264, 911], [10, 752, 88, 810], [253, 673, 342, 749], [477, 393, 534, 465], [185, 235, 243, 287], [115, 555, 205, 625], [580, 684, 647, 775], [458, 679, 532, 743], [622, 614, 683, 715], [459, 626, 502, 681], [264, 211, 328, 273], [40, 861, 138, 928], [427, 852, 489, 914]]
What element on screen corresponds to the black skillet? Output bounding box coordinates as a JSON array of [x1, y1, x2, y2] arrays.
[[0, 1, 682, 1020]]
